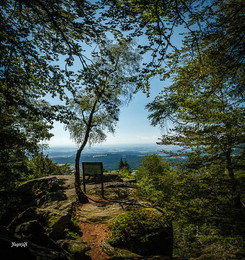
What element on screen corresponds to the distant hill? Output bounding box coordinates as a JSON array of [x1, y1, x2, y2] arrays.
[[49, 151, 158, 170], [45, 144, 182, 170]]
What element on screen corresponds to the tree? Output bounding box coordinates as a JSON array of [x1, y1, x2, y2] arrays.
[[135, 154, 177, 211], [145, 0, 245, 213], [102, 0, 245, 96], [66, 40, 142, 202], [119, 158, 125, 170], [0, 0, 129, 217], [147, 22, 245, 209], [119, 158, 130, 171], [0, 87, 54, 209], [0, 0, 132, 185], [27, 153, 73, 178], [0, 0, 70, 211]]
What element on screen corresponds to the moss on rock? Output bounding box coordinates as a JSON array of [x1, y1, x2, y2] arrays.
[[108, 208, 173, 257], [57, 239, 91, 259]]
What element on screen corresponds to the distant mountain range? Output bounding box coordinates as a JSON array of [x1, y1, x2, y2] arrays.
[[45, 144, 182, 171]]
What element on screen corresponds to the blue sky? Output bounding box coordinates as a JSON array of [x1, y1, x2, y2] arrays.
[[45, 27, 183, 148], [47, 76, 170, 147]]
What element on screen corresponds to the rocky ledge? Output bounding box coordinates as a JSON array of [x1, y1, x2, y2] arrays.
[[1, 175, 90, 260], [1, 174, 174, 260]]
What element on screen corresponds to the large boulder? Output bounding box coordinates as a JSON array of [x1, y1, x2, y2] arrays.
[[14, 220, 58, 248], [45, 209, 72, 240], [9, 207, 73, 241], [0, 228, 72, 260], [17, 177, 61, 204], [57, 239, 91, 260], [108, 208, 173, 257], [5, 176, 84, 259], [8, 207, 46, 233], [9, 176, 75, 240]]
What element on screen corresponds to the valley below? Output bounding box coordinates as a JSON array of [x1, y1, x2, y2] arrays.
[[46, 144, 182, 170]]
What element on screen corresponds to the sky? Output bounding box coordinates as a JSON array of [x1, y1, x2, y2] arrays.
[[45, 26, 183, 148], [46, 76, 170, 148]]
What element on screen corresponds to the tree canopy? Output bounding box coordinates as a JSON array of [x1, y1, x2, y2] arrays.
[[0, 0, 115, 177], [146, 0, 245, 207], [103, 0, 245, 94]]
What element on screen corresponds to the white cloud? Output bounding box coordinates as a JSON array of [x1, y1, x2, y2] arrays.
[[47, 136, 77, 147]]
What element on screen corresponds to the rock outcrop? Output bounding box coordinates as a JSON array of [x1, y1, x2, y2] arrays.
[[3, 176, 90, 260], [2, 173, 174, 259]]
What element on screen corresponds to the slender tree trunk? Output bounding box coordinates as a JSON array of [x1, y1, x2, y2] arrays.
[[75, 147, 89, 203], [74, 99, 98, 203]]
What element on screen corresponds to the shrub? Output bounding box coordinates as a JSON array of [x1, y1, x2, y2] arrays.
[[119, 166, 133, 179], [108, 208, 173, 256], [27, 153, 73, 178], [135, 154, 178, 211], [173, 222, 245, 259]]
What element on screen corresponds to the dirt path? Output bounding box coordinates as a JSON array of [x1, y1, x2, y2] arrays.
[[76, 196, 121, 260], [73, 179, 150, 259], [79, 221, 110, 260]]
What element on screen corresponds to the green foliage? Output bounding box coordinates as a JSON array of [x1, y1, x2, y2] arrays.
[[0, 102, 52, 221], [135, 154, 177, 213], [69, 217, 80, 231], [104, 0, 245, 96], [119, 158, 130, 171], [65, 216, 81, 240], [66, 40, 142, 147], [174, 222, 245, 259], [118, 158, 125, 170], [0, 0, 91, 216], [66, 231, 80, 240], [108, 208, 172, 255], [118, 158, 132, 178], [135, 154, 245, 258], [27, 153, 72, 179], [146, 0, 245, 208], [119, 167, 132, 179]]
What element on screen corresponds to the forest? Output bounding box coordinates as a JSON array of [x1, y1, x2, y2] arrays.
[[0, 0, 244, 259]]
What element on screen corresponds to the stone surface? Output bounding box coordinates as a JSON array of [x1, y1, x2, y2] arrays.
[[14, 220, 58, 248], [6, 176, 85, 260], [57, 239, 91, 259], [100, 241, 116, 256], [0, 231, 72, 260], [8, 207, 45, 233], [78, 202, 124, 223], [46, 210, 72, 239], [4, 174, 174, 259]]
